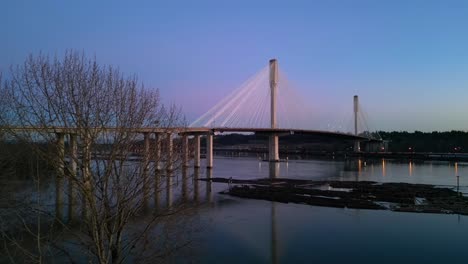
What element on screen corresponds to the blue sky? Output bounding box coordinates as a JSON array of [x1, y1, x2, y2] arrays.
[[2, 0, 468, 131]]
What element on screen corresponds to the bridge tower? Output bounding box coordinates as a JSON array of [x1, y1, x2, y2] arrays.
[[269, 59, 279, 161], [354, 95, 360, 152]]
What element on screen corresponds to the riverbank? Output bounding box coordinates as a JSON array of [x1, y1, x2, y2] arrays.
[[200, 177, 468, 215]]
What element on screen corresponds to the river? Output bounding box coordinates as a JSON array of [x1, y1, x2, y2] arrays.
[[173, 157, 468, 263], [2, 157, 468, 263]]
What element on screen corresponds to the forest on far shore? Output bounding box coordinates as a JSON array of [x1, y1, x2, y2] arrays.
[[211, 131, 468, 153], [378, 131, 468, 153]]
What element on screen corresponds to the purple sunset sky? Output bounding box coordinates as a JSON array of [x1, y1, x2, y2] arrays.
[[2, 0, 468, 131]]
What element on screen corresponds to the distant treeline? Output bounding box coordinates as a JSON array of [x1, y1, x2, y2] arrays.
[[212, 133, 353, 152], [379, 131, 468, 153], [212, 133, 349, 145], [211, 131, 468, 153]]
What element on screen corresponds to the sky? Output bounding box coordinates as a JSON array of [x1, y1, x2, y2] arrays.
[[2, 0, 468, 132]]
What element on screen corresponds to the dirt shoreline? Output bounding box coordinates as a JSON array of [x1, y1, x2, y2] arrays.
[[200, 177, 468, 215]]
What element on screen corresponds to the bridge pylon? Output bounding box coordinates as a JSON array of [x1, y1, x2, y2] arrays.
[[269, 59, 279, 161], [354, 95, 361, 152]]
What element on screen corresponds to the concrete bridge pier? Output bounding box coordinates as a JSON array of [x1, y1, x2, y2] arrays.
[[206, 133, 213, 168], [182, 135, 189, 167], [55, 133, 65, 222], [166, 169, 173, 208], [153, 133, 162, 209], [166, 133, 173, 172], [143, 132, 150, 170], [269, 134, 279, 162], [142, 132, 150, 209], [354, 141, 360, 152], [269, 59, 279, 162], [354, 95, 361, 152], [154, 133, 161, 171], [194, 135, 201, 168], [68, 133, 78, 222], [81, 133, 92, 221]]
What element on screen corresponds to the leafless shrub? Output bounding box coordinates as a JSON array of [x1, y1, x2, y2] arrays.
[[0, 51, 193, 263]]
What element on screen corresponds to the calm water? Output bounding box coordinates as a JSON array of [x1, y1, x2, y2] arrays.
[[176, 157, 468, 264], [3, 157, 468, 263]]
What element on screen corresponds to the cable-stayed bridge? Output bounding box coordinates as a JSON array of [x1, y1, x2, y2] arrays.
[[190, 59, 378, 133], [3, 59, 381, 170], [187, 59, 381, 166], [0, 59, 382, 222]]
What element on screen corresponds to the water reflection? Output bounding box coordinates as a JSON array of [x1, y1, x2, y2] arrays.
[[409, 161, 413, 176], [154, 169, 161, 211], [182, 167, 188, 202], [6, 156, 468, 263], [193, 168, 200, 202], [166, 170, 173, 208], [382, 159, 386, 177], [206, 169, 213, 203], [269, 162, 280, 179], [35, 156, 468, 228], [343, 159, 363, 181], [271, 202, 278, 264], [55, 174, 63, 223], [67, 162, 77, 223], [344, 159, 362, 172]]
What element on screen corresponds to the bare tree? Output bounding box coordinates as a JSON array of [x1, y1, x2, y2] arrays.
[[0, 51, 191, 263]]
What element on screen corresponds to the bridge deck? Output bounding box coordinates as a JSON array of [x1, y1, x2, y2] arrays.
[[188, 127, 377, 141], [1, 126, 379, 141]]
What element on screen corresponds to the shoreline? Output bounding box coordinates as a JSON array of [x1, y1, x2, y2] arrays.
[[200, 177, 468, 215]]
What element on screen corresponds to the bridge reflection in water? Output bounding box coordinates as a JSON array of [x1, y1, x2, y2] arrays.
[[48, 158, 466, 263], [55, 159, 284, 261], [59, 157, 463, 226], [53, 165, 217, 226]]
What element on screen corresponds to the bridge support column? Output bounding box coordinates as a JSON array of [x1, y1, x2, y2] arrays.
[[206, 133, 213, 168], [182, 134, 189, 167], [142, 132, 150, 208], [143, 132, 150, 170], [270, 59, 278, 130], [269, 59, 279, 162], [194, 135, 201, 168], [354, 95, 361, 152], [269, 134, 279, 162], [154, 133, 161, 209], [354, 141, 361, 152], [154, 133, 161, 171], [68, 133, 77, 222], [81, 133, 92, 221], [55, 133, 65, 221], [166, 169, 173, 208], [166, 133, 173, 172]]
